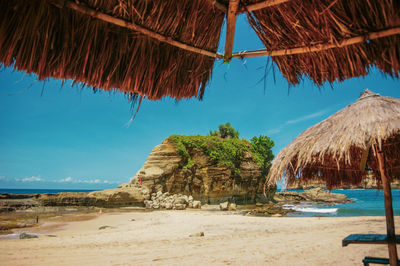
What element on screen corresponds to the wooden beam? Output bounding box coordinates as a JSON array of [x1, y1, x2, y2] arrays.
[[206, 0, 228, 13], [360, 148, 369, 171], [376, 145, 398, 266], [49, 0, 223, 59], [224, 0, 240, 62], [239, 0, 291, 13], [231, 26, 400, 58]]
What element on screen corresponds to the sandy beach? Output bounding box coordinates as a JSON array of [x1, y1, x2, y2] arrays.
[[1, 209, 398, 266]]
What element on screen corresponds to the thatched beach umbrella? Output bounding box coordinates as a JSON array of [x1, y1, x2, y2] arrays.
[[1, 0, 399, 103], [267, 89, 399, 265]]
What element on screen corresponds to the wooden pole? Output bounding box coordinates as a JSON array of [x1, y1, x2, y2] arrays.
[[49, 0, 223, 59], [223, 0, 240, 62], [375, 145, 398, 266], [231, 26, 400, 58], [238, 0, 291, 13]]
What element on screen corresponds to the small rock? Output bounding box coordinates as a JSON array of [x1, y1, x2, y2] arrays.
[[219, 201, 229, 211], [173, 204, 186, 210], [255, 202, 264, 207], [19, 233, 38, 239], [183, 195, 189, 203], [189, 232, 204, 237], [188, 196, 193, 202], [156, 191, 163, 198], [98, 225, 114, 230], [144, 200, 153, 209], [228, 203, 237, 211], [165, 202, 172, 209], [192, 200, 201, 209]]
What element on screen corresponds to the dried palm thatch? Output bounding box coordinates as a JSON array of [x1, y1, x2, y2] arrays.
[[267, 90, 400, 189], [246, 0, 400, 85], [0, 0, 400, 102], [0, 0, 225, 100]]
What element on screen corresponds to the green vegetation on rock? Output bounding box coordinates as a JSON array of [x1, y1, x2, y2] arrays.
[[250, 135, 275, 175], [168, 124, 274, 176], [209, 122, 239, 139]]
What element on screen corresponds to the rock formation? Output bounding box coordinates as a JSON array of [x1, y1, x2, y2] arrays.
[[121, 139, 275, 204], [274, 188, 354, 205], [37, 187, 147, 207], [144, 191, 201, 210], [286, 176, 400, 190]]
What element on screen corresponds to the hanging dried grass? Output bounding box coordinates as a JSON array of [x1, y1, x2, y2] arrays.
[[245, 0, 400, 85], [0, 0, 225, 100]]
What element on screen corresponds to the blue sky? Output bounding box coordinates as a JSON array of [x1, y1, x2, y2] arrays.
[[1, 15, 399, 189]]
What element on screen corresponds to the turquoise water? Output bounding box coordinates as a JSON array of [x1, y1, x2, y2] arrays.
[[0, 188, 95, 194], [283, 189, 400, 217]]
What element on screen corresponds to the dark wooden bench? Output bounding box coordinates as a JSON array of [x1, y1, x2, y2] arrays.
[[362, 256, 400, 266], [342, 234, 400, 247]]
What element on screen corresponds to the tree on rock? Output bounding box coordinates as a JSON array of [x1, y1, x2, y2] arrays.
[[209, 122, 239, 139], [250, 135, 275, 176]]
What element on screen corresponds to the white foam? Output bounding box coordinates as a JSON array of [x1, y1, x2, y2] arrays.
[[282, 204, 295, 209], [292, 206, 338, 213]]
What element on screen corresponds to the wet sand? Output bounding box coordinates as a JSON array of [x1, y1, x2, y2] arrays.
[[1, 209, 398, 265]]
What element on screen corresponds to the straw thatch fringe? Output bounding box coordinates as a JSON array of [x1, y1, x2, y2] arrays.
[[49, 0, 222, 59], [246, 0, 400, 85], [267, 91, 400, 189], [0, 0, 225, 100], [206, 0, 228, 13]]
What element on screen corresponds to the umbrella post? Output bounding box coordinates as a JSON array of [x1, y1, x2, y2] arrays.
[[376, 147, 398, 266]]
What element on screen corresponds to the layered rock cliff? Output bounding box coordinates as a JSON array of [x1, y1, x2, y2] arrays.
[[286, 176, 400, 190], [121, 138, 275, 204], [37, 187, 147, 207]]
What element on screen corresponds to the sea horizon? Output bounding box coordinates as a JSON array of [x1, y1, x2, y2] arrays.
[[0, 188, 97, 194]]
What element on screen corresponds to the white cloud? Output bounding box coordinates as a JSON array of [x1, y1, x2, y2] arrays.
[[266, 126, 284, 135], [59, 177, 73, 183], [266, 109, 329, 135], [57, 177, 119, 185], [22, 176, 43, 182], [285, 110, 329, 125], [0, 176, 5, 180]]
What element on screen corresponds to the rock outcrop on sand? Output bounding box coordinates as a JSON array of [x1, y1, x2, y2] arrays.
[[286, 176, 400, 189], [0, 199, 39, 212], [37, 187, 147, 207], [120, 138, 275, 204], [144, 191, 201, 210], [274, 188, 354, 205]]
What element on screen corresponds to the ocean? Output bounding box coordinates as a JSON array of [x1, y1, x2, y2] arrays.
[[1, 188, 399, 217], [0, 188, 96, 194], [282, 189, 400, 217]]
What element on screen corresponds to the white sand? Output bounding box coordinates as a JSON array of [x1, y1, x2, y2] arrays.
[[1, 210, 398, 265]]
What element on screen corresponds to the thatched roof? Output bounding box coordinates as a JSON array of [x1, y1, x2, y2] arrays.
[[0, 0, 225, 100], [245, 0, 400, 85], [0, 0, 399, 101], [267, 89, 400, 189]]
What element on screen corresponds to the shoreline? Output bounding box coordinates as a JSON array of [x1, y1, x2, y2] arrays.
[[0, 209, 398, 265]]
